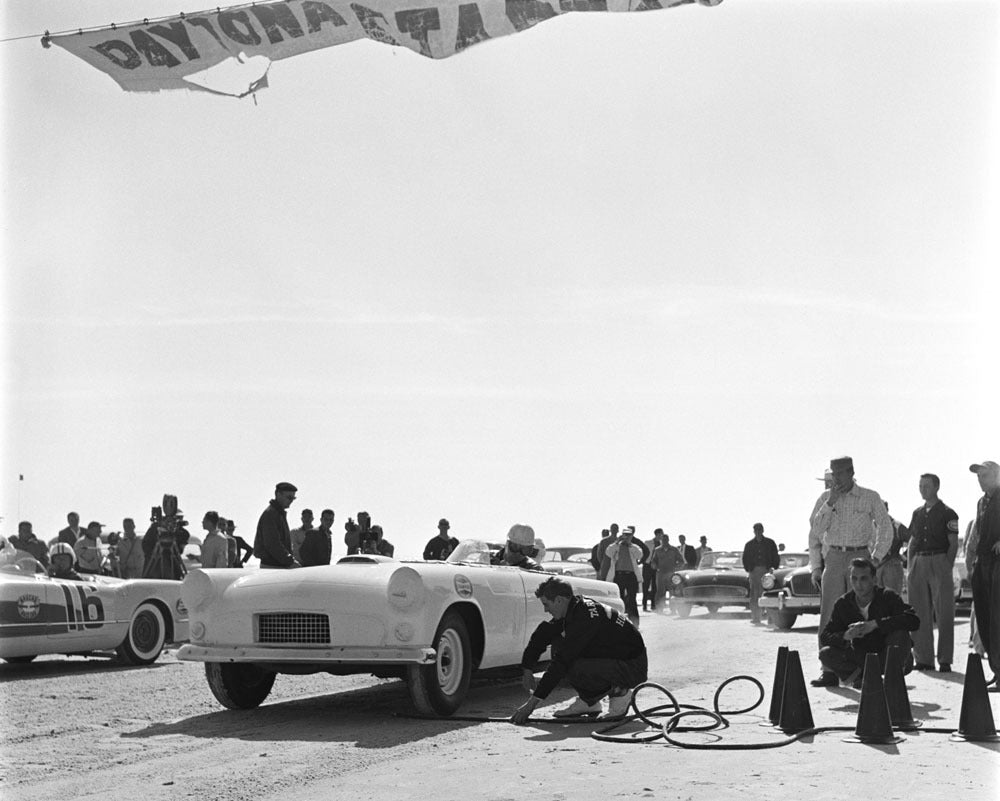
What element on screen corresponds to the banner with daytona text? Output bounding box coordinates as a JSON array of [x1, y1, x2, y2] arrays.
[[46, 0, 724, 97]]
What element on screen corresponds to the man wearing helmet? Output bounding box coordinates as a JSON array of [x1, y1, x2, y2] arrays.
[[48, 543, 83, 581], [492, 524, 543, 571]]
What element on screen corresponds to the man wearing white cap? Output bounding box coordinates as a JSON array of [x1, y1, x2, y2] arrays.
[[603, 526, 643, 627], [970, 460, 1000, 683]]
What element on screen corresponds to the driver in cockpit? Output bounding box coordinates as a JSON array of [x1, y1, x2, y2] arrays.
[[492, 524, 545, 572], [48, 543, 84, 581]]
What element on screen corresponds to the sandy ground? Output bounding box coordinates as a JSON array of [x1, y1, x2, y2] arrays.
[[1, 607, 997, 801]]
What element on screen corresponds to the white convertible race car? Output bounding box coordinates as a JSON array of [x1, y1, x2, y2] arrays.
[[0, 566, 189, 665], [178, 541, 625, 716]]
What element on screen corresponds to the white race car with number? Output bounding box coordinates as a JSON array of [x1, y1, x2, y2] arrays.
[[0, 566, 189, 665], [178, 540, 625, 716]]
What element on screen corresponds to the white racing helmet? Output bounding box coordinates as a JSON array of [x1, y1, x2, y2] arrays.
[[49, 542, 75, 559]]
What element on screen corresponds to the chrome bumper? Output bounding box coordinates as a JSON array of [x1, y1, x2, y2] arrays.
[[177, 643, 437, 664], [758, 591, 819, 611]]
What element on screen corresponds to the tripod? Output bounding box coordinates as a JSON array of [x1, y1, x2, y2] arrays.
[[143, 539, 187, 580]]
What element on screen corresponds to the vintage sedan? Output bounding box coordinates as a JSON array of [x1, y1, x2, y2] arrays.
[[0, 565, 189, 664], [177, 541, 624, 716], [670, 551, 810, 618], [758, 558, 818, 629], [540, 546, 597, 580]]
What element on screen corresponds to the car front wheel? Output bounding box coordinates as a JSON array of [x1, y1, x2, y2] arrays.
[[3, 655, 36, 664], [116, 602, 167, 665], [675, 601, 691, 618], [407, 611, 472, 716], [205, 662, 276, 709], [768, 609, 798, 630]]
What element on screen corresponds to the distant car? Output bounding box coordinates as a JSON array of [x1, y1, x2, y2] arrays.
[[177, 540, 624, 716], [0, 565, 189, 665], [671, 551, 810, 619], [953, 560, 973, 608], [540, 547, 597, 580], [758, 557, 819, 629]]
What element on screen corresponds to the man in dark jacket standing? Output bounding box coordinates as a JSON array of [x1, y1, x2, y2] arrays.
[[253, 482, 299, 569], [818, 557, 919, 688], [742, 523, 780, 625], [510, 577, 647, 724]]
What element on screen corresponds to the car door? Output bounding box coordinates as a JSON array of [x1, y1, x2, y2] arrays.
[[47, 578, 115, 647]]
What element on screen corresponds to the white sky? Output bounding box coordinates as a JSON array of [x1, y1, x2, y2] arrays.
[[2, 0, 998, 559]]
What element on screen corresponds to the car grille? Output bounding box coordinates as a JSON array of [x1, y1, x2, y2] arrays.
[[788, 573, 818, 597], [684, 586, 748, 600], [257, 613, 330, 644]]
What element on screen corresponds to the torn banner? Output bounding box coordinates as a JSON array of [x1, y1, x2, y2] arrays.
[[47, 0, 723, 96]]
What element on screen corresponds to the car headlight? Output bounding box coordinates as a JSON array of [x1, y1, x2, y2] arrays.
[[182, 569, 216, 612], [387, 567, 426, 611], [671, 574, 683, 586], [761, 574, 776, 590]]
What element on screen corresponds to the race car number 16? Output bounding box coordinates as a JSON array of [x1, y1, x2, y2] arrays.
[[60, 584, 105, 630]]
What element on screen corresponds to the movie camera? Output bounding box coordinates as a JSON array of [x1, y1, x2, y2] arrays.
[[143, 494, 189, 580]]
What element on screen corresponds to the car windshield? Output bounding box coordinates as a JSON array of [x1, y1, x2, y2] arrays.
[[445, 539, 494, 565], [698, 551, 742, 569], [780, 553, 809, 568]]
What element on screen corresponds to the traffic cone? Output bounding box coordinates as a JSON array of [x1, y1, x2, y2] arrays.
[[776, 650, 815, 734], [844, 652, 902, 744], [883, 645, 920, 731], [950, 653, 1000, 742], [761, 646, 789, 727]]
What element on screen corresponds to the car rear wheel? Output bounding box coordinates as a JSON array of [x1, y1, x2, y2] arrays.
[[407, 611, 472, 716], [768, 610, 797, 630], [205, 662, 276, 709], [3, 655, 36, 664], [705, 604, 721, 615], [116, 602, 167, 665]]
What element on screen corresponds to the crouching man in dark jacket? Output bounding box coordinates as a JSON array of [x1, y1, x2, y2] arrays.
[[510, 576, 647, 724], [817, 557, 919, 688]]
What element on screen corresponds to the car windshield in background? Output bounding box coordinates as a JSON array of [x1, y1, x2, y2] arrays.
[[699, 552, 741, 569], [780, 554, 809, 568]]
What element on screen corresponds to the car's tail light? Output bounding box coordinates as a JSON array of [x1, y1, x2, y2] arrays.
[[387, 567, 425, 611]]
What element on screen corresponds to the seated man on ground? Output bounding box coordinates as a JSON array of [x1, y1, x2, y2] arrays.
[[510, 576, 647, 724], [816, 557, 919, 688]]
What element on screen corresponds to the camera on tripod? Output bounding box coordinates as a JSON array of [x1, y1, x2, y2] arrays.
[[143, 494, 190, 580]]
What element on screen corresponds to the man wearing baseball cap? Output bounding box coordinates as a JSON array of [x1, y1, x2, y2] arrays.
[[253, 482, 300, 569], [74, 521, 105, 575], [808, 456, 894, 687], [970, 460, 1000, 683]]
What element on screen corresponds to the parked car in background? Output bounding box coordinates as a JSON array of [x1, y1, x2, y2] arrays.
[[759, 556, 818, 629], [178, 540, 624, 716], [671, 550, 810, 619], [540, 546, 597, 580], [953, 560, 973, 608]]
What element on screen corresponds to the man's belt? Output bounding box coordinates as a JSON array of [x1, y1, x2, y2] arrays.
[[827, 544, 869, 552], [912, 550, 946, 556]]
